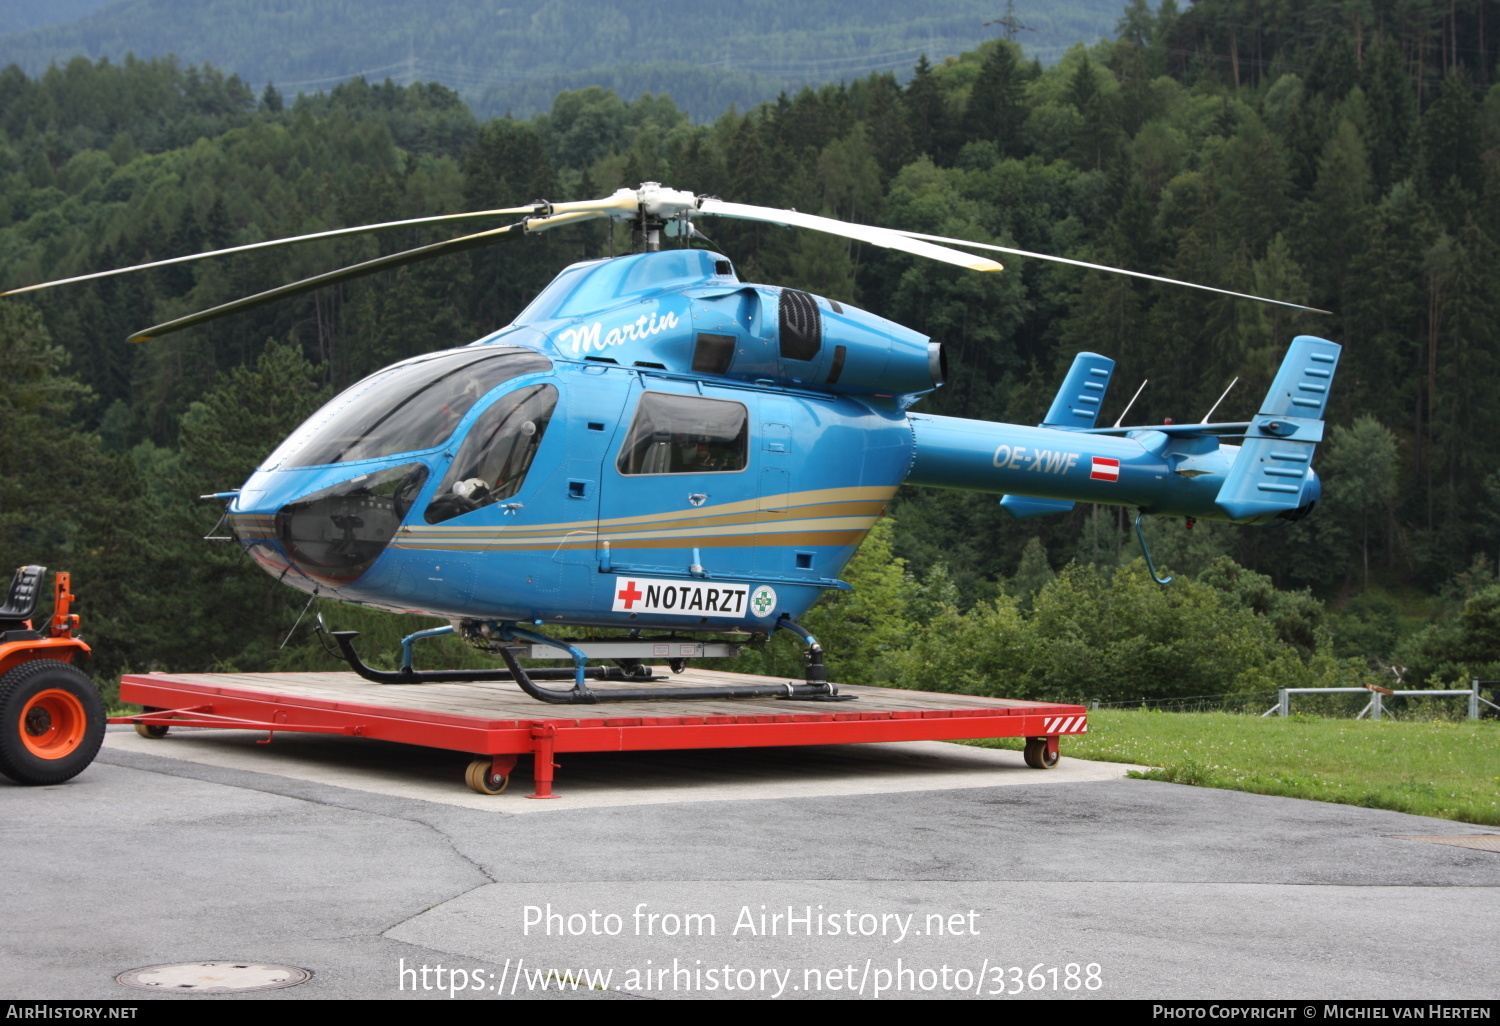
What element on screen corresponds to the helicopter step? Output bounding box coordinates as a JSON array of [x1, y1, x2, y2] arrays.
[[112, 669, 1088, 798]]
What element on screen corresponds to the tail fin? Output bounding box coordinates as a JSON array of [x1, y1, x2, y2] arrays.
[[1000, 352, 1115, 519], [1214, 336, 1341, 523], [1042, 351, 1115, 428]]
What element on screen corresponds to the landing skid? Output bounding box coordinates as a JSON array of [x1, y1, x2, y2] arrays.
[[325, 616, 855, 705]]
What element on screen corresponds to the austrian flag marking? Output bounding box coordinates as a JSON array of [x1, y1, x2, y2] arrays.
[[1090, 456, 1120, 482]]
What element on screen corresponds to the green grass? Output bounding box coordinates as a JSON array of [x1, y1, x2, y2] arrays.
[[962, 710, 1500, 826]]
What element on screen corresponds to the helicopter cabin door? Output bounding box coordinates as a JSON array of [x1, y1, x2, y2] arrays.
[[605, 377, 759, 591], [413, 362, 624, 611], [531, 363, 624, 593]]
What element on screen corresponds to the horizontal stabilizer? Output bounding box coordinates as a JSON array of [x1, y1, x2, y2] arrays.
[[1215, 336, 1341, 523], [1000, 495, 1075, 519], [1043, 352, 1114, 429], [1070, 421, 1250, 437]]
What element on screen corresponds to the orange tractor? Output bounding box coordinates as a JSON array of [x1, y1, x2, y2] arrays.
[[0, 566, 104, 785]]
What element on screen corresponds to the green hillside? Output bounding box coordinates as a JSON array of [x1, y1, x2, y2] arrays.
[[0, 0, 1124, 119], [0, 0, 114, 34]]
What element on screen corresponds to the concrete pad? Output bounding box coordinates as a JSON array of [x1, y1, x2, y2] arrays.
[[102, 726, 1142, 813]]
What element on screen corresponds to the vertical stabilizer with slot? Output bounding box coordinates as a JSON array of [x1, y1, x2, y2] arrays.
[[1001, 352, 1114, 519], [1042, 352, 1115, 428], [1214, 335, 1341, 523]]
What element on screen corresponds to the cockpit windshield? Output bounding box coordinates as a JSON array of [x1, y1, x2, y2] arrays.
[[264, 347, 552, 469]]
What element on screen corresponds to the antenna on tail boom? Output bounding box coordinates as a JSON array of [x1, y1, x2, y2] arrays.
[[1113, 380, 1148, 429], [1200, 377, 1239, 424]]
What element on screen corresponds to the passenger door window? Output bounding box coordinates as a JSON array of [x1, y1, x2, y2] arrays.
[[616, 392, 748, 476]]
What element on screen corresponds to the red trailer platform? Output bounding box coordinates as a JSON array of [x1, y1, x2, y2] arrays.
[[114, 669, 1088, 798]]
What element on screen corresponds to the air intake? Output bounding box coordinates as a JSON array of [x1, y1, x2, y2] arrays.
[[692, 333, 736, 374], [778, 289, 821, 361]]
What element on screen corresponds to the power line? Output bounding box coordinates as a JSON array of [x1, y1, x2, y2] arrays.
[[279, 60, 411, 88], [267, 33, 1098, 102]]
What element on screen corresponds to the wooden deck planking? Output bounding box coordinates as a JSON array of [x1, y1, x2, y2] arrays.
[[129, 668, 1072, 725]]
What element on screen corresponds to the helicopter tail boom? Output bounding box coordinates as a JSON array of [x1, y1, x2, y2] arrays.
[[904, 337, 1339, 525]]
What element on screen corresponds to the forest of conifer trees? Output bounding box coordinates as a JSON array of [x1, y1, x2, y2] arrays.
[[3, 0, 1500, 702]]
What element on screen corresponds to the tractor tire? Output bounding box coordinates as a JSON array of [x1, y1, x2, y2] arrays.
[[0, 659, 106, 785]]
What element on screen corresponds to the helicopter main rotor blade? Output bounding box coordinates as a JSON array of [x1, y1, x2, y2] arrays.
[[125, 222, 515, 343], [693, 199, 1004, 274], [889, 229, 1331, 315], [124, 209, 607, 344], [2, 204, 561, 299]]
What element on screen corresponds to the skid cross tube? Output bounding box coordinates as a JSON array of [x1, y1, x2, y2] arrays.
[[491, 618, 848, 704], [494, 642, 844, 704], [775, 615, 828, 686], [329, 630, 649, 685], [400, 624, 455, 671], [330, 621, 850, 704]]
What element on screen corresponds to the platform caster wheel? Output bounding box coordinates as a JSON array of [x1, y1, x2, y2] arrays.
[[1023, 739, 1059, 769], [0, 659, 106, 785], [135, 707, 169, 738], [465, 758, 510, 795]]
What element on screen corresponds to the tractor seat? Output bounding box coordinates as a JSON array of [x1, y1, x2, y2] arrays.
[[0, 565, 46, 634]]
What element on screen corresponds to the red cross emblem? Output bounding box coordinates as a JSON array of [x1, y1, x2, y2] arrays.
[[616, 580, 643, 609]]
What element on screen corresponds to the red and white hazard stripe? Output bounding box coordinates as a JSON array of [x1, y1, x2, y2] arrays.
[[1042, 716, 1088, 734], [1090, 457, 1120, 481]]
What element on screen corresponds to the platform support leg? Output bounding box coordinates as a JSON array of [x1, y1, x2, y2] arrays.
[[526, 724, 560, 799]]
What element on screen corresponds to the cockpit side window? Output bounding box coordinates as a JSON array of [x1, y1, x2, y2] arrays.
[[616, 392, 748, 475], [269, 347, 552, 469], [424, 384, 558, 524]]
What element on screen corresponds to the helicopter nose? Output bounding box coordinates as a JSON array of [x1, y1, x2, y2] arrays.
[[270, 463, 429, 585]]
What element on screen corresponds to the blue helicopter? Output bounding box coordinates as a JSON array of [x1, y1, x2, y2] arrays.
[[7, 184, 1339, 703]]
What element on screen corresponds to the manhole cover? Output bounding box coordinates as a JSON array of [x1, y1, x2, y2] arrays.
[[116, 962, 311, 993], [1394, 835, 1500, 853]]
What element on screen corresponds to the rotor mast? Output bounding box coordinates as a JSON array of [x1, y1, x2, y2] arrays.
[[627, 182, 698, 253]]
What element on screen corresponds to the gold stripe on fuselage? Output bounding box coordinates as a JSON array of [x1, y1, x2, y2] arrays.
[[233, 485, 896, 555], [390, 515, 882, 552], [392, 485, 895, 549], [401, 485, 896, 536], [391, 501, 887, 545], [393, 487, 893, 554]]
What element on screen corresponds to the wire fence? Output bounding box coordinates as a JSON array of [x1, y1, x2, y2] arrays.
[[1091, 682, 1500, 721], [1091, 693, 1279, 714]]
